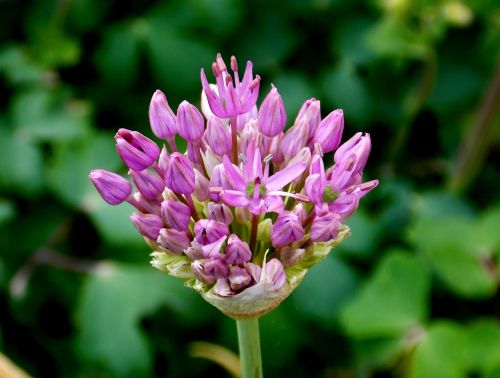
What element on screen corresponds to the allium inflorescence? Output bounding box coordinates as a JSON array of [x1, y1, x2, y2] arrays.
[[89, 54, 378, 318]]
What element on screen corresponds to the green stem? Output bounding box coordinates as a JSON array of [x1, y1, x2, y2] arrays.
[[236, 318, 263, 378]]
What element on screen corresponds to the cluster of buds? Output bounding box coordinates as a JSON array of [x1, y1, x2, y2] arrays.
[[89, 54, 378, 318]]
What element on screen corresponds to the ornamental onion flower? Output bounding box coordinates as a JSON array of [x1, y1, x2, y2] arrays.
[[89, 54, 378, 373]]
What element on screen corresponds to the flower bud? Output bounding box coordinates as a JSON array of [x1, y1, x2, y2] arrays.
[[313, 109, 344, 153], [204, 257, 230, 279], [228, 266, 252, 291], [129, 169, 164, 200], [271, 212, 305, 248], [292, 204, 307, 224], [194, 219, 229, 245], [258, 86, 286, 137], [296, 98, 321, 139], [157, 145, 169, 176], [278, 247, 305, 267], [194, 169, 210, 202], [130, 212, 163, 240], [264, 258, 286, 290], [149, 90, 177, 139], [115, 129, 160, 171], [177, 100, 205, 142], [89, 169, 132, 205], [334, 132, 371, 174], [310, 211, 342, 242], [158, 228, 191, 254], [161, 200, 191, 231], [213, 279, 233, 296], [192, 259, 216, 284], [207, 202, 233, 225], [225, 234, 252, 264], [204, 116, 231, 156], [280, 119, 308, 161], [130, 192, 161, 215], [165, 152, 195, 194], [209, 164, 231, 201]]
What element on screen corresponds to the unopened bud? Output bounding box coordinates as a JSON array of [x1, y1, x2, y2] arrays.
[[271, 212, 305, 248], [115, 129, 160, 171], [161, 200, 191, 231], [129, 169, 164, 200], [313, 109, 344, 153], [165, 152, 195, 194], [130, 212, 163, 240], [89, 169, 132, 205], [258, 86, 286, 137], [149, 90, 177, 139], [177, 100, 205, 142], [194, 219, 229, 245]]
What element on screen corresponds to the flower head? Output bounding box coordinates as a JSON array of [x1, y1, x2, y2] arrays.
[[90, 53, 377, 319]]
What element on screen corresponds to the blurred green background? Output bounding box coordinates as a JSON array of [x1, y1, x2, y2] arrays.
[[0, 0, 499, 377]]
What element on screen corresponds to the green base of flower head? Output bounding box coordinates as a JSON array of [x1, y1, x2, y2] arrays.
[[151, 225, 350, 319]]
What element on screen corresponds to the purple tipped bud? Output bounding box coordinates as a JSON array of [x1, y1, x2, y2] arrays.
[[149, 90, 177, 139], [157, 228, 191, 254], [207, 202, 233, 225], [209, 164, 231, 201], [194, 169, 210, 202], [130, 212, 163, 240], [157, 145, 170, 175], [192, 259, 216, 284], [296, 98, 321, 139], [129, 169, 164, 200], [280, 119, 309, 160], [160, 200, 191, 231], [271, 212, 305, 248], [205, 116, 231, 156], [165, 152, 195, 194], [313, 109, 344, 153], [278, 247, 305, 267], [130, 192, 161, 215], [334, 132, 371, 174], [204, 257, 229, 279], [176, 101, 205, 142], [310, 211, 342, 242], [264, 258, 286, 290], [225, 234, 252, 264], [115, 129, 160, 171], [228, 266, 252, 291], [258, 86, 286, 137], [194, 219, 229, 245], [89, 169, 132, 205]]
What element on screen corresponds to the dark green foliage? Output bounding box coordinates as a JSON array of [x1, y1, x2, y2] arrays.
[[0, 0, 499, 376]]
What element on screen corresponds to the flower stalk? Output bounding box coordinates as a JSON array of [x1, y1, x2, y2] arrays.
[[236, 318, 263, 378]]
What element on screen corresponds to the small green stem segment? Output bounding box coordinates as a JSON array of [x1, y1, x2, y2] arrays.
[[236, 318, 263, 378]]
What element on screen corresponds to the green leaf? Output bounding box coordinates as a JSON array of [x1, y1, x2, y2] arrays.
[[409, 322, 468, 378], [293, 255, 359, 325], [0, 129, 44, 197], [10, 88, 91, 142], [336, 210, 380, 259], [95, 22, 142, 88], [464, 319, 500, 374], [0, 46, 44, 85], [0, 198, 16, 226], [47, 132, 121, 208], [77, 263, 203, 376], [146, 20, 214, 96], [320, 60, 371, 125], [339, 251, 430, 338]]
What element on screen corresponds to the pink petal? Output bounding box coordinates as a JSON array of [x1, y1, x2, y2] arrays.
[[222, 155, 246, 191], [221, 190, 249, 207], [266, 162, 307, 191]]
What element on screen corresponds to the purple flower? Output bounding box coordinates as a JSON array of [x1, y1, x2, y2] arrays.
[[130, 212, 163, 240], [219, 142, 307, 215], [228, 266, 252, 291], [161, 200, 191, 231], [258, 86, 286, 137], [310, 211, 342, 242], [194, 219, 229, 245], [280, 119, 309, 161], [334, 132, 371, 175], [207, 202, 233, 225], [204, 116, 232, 156], [271, 211, 305, 248], [129, 169, 164, 200], [89, 169, 132, 205], [165, 152, 195, 194], [263, 258, 286, 290], [157, 228, 191, 254], [201, 54, 260, 118], [225, 234, 252, 264], [313, 109, 344, 153], [115, 129, 160, 171], [176, 101, 205, 142], [149, 89, 177, 139], [295, 98, 321, 140]]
